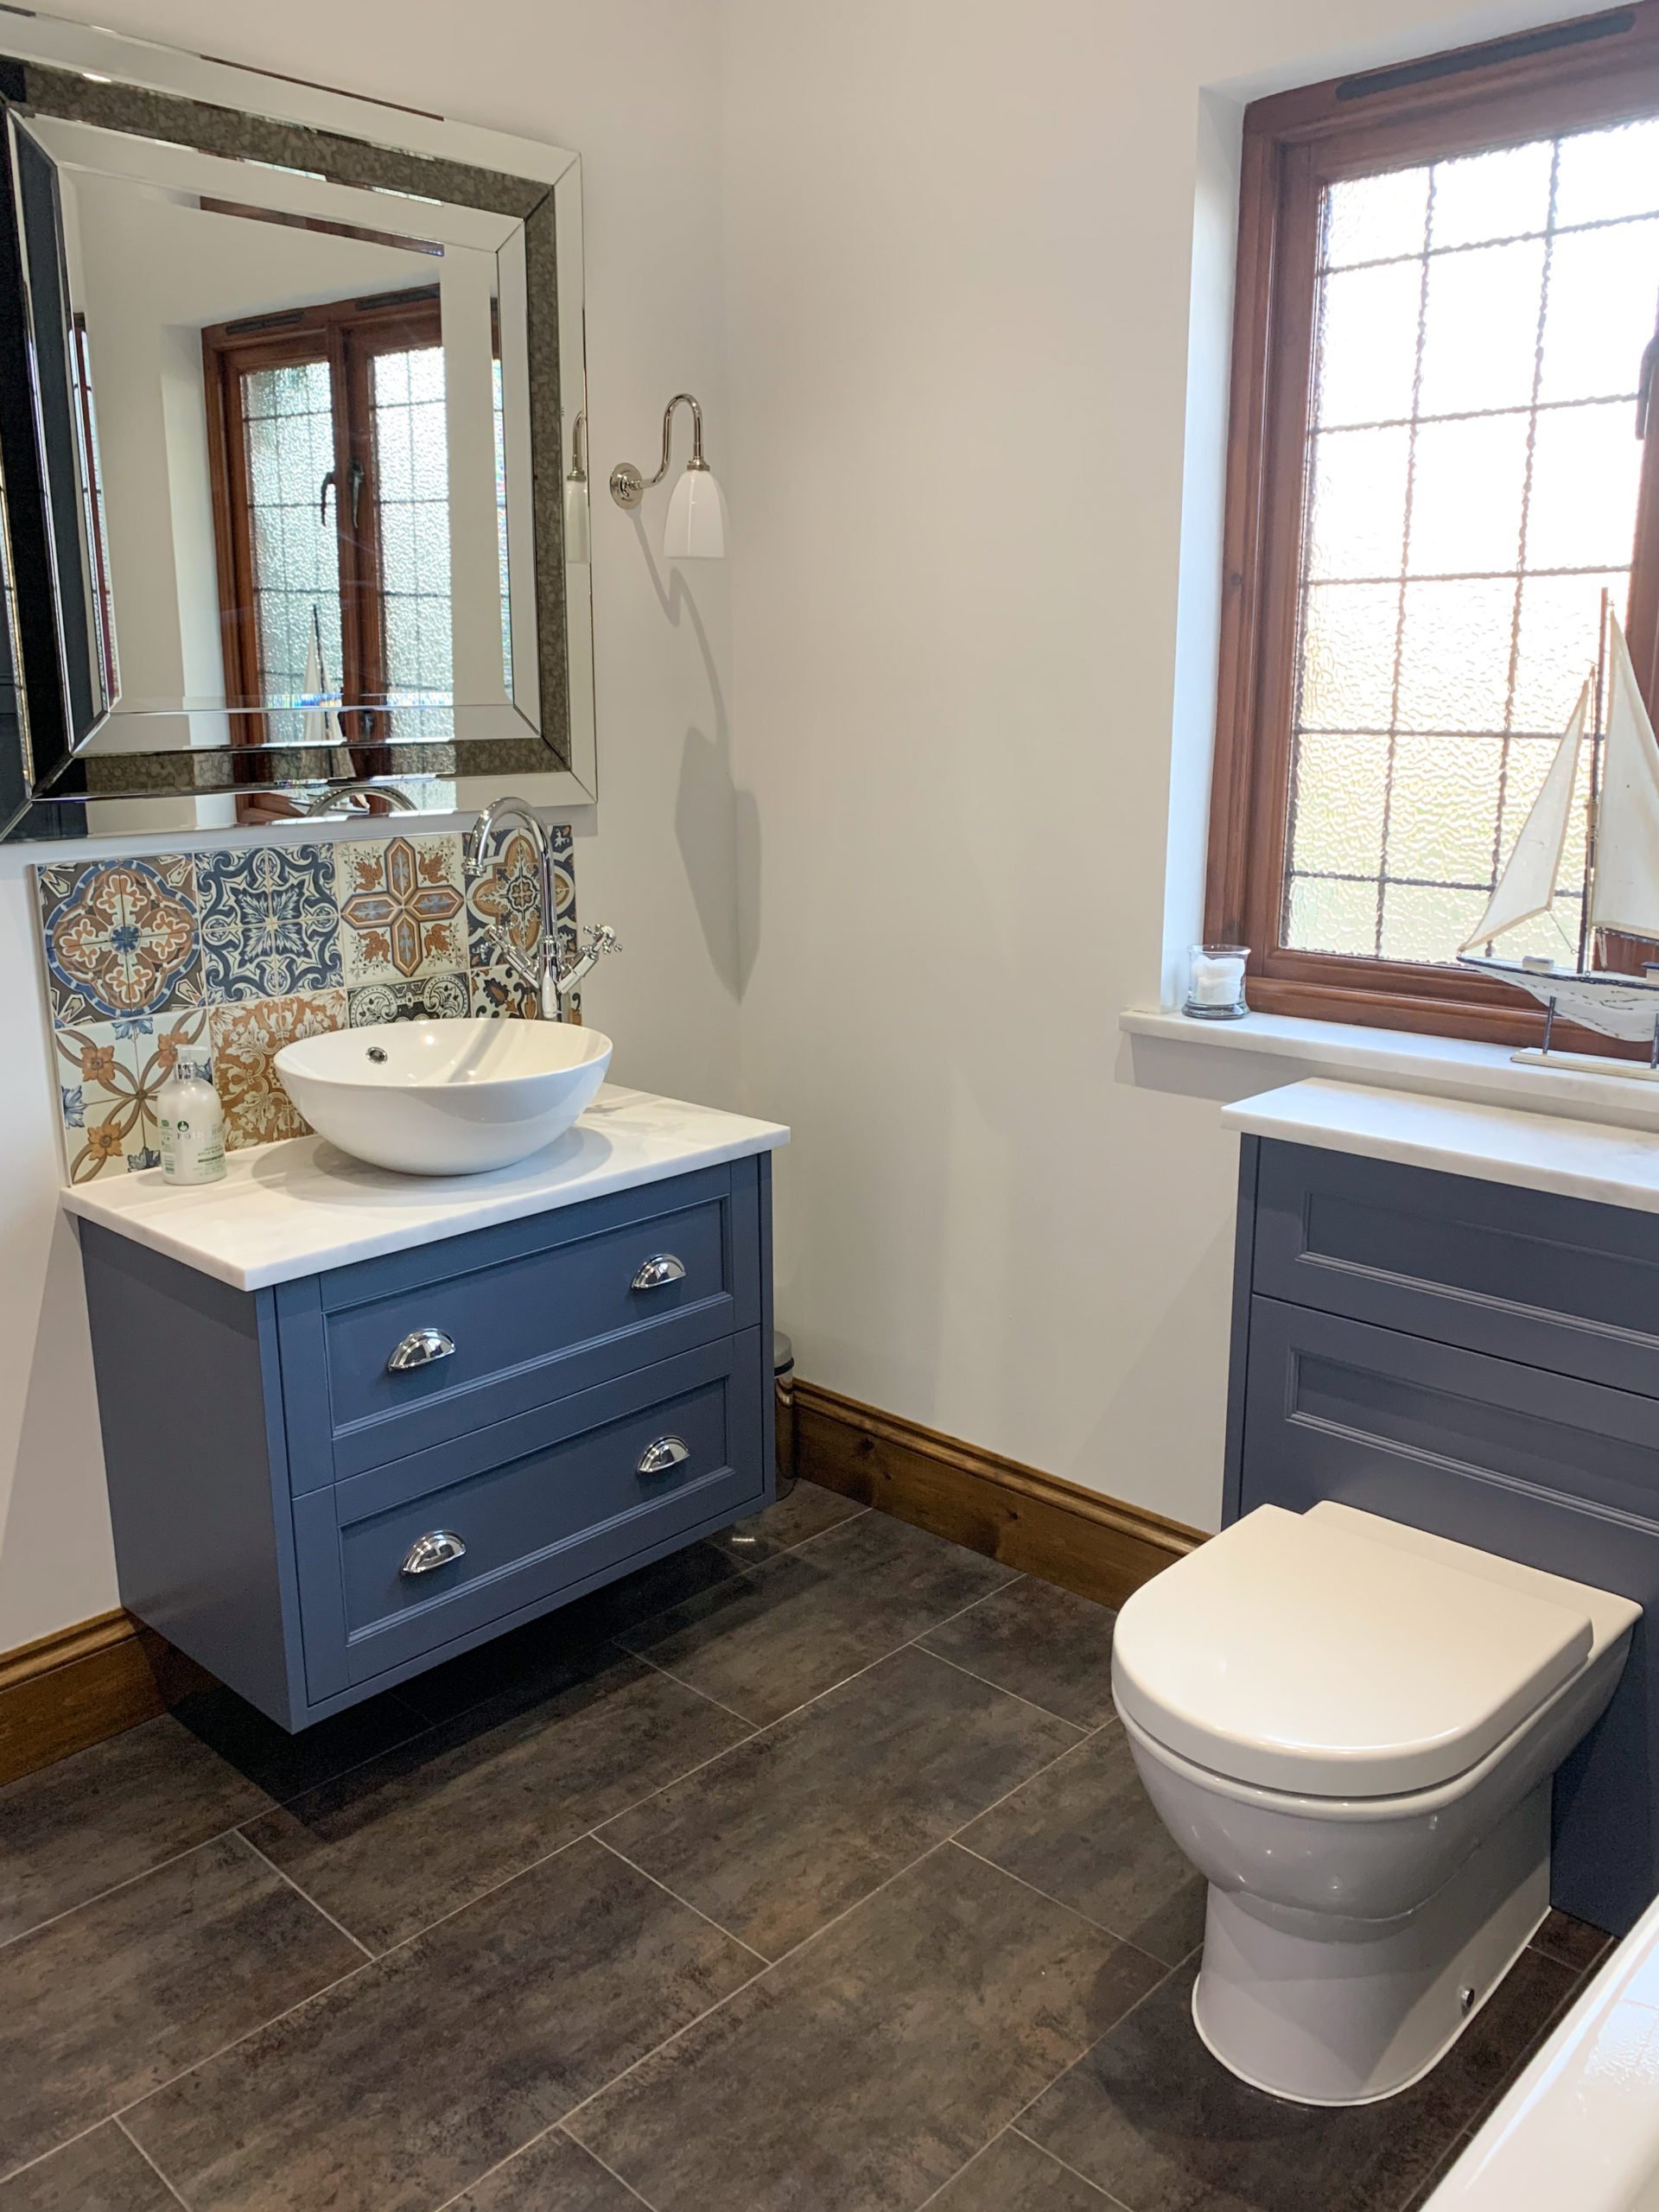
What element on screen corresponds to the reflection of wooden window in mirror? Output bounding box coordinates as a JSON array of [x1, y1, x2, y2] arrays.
[[200, 285, 448, 772]]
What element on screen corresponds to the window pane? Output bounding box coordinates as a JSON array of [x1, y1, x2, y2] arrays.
[[1313, 260, 1423, 427], [241, 357, 343, 741], [1282, 116, 1655, 969], [1427, 141, 1554, 251], [1296, 582, 1398, 729], [1287, 729, 1388, 878], [1322, 166, 1429, 269], [1305, 426, 1410, 581], [1537, 216, 1659, 404], [1415, 238, 1545, 416], [372, 343, 453, 710], [1406, 413, 1529, 575], [1554, 115, 1659, 228]]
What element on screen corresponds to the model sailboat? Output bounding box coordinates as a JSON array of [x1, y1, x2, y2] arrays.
[[1458, 610, 1659, 1069]]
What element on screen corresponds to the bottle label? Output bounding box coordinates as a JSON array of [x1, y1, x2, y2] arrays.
[[160, 1080, 227, 1185]]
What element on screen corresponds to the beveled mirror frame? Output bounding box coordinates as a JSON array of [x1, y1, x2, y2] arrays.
[[0, 12, 594, 841]]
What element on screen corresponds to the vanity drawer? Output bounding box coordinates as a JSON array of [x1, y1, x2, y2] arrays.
[[277, 1162, 762, 1484], [293, 1331, 767, 1694], [1252, 1140, 1659, 1400]]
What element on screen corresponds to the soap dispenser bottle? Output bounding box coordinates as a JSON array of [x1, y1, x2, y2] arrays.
[[158, 1050, 227, 1185]]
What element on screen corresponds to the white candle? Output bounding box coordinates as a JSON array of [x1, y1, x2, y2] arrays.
[[1191, 952, 1244, 1007]]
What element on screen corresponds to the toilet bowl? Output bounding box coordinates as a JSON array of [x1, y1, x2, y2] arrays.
[[1112, 1502, 1639, 2108]]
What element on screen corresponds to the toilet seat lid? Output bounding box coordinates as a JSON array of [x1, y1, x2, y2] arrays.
[[1112, 1503, 1596, 1797]]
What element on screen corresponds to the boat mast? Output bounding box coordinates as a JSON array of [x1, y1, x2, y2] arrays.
[[1579, 586, 1611, 974]]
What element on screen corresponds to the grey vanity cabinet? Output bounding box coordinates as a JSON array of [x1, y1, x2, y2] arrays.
[[1227, 1135, 1659, 1936], [78, 1157, 774, 1731]]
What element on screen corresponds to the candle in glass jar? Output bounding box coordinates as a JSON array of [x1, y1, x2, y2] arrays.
[[1184, 944, 1249, 1019]]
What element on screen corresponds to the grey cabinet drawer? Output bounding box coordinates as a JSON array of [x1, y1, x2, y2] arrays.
[[276, 1162, 762, 1485], [1254, 1141, 1659, 1399], [1243, 1294, 1659, 1537], [294, 1331, 767, 1694]]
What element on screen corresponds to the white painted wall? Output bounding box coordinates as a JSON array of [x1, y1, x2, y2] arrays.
[[715, 0, 1607, 1533], [0, 0, 739, 1649], [0, 0, 1616, 1652]]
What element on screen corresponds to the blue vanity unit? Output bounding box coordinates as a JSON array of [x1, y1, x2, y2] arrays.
[[1222, 1077, 1659, 1936], [62, 1086, 787, 1732]]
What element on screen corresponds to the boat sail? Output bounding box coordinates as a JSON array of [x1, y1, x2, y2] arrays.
[[1458, 611, 1659, 1056]]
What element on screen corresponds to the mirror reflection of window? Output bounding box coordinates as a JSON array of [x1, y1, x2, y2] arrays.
[[201, 285, 449, 812]]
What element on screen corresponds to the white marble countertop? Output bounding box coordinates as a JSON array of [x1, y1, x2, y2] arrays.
[[1221, 1077, 1659, 1215], [60, 1084, 789, 1292]]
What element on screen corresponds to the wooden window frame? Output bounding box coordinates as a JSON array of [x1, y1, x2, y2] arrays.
[[1205, 2, 1659, 1046], [200, 284, 441, 750]]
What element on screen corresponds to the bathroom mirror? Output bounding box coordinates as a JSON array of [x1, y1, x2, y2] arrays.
[[0, 14, 594, 840]]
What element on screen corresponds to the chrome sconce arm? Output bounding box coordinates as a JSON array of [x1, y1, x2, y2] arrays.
[[608, 393, 727, 559]]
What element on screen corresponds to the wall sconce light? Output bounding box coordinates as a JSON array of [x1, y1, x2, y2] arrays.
[[564, 410, 590, 567], [608, 391, 727, 560]]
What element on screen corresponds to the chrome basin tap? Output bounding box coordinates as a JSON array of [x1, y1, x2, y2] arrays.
[[466, 795, 620, 1020]]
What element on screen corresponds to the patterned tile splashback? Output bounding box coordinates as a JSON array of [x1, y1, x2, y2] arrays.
[[35, 825, 576, 1182]]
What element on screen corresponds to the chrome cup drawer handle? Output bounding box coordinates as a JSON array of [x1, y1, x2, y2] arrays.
[[401, 1529, 467, 1577], [631, 1254, 687, 1293], [637, 1436, 690, 1477], [387, 1327, 456, 1374]]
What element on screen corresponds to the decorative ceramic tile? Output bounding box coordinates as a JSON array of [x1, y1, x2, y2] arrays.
[[348, 974, 471, 1026], [466, 824, 544, 973], [36, 855, 202, 1024], [334, 835, 467, 985], [464, 821, 577, 1016], [469, 964, 540, 1020], [208, 991, 347, 1149], [35, 824, 574, 1178], [53, 1010, 212, 1183], [197, 845, 340, 1003]]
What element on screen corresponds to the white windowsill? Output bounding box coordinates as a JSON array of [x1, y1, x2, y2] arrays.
[[1117, 1006, 1659, 1135]]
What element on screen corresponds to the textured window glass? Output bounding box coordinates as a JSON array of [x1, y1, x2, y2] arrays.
[[372, 344, 453, 722], [1283, 117, 1659, 963], [493, 354, 512, 693], [242, 359, 342, 742]]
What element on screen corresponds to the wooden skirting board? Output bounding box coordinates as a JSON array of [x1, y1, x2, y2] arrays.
[[0, 1385, 1200, 1787], [793, 1379, 1204, 1609], [0, 1608, 213, 1787]]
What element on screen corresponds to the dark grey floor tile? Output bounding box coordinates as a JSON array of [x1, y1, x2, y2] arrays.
[[933, 2130, 1117, 2209], [959, 1721, 1205, 1966], [0, 1713, 270, 1944], [171, 1682, 432, 1802], [451, 2128, 650, 2210], [568, 1842, 1162, 2212], [0, 2123, 178, 2211], [601, 1644, 1080, 1957], [1021, 1945, 1578, 2212], [919, 1575, 1117, 1726], [1530, 1905, 1613, 1979], [241, 1644, 753, 1953], [619, 1510, 1019, 1726], [703, 1478, 868, 1565], [399, 1547, 747, 1726], [0, 1833, 362, 2178], [125, 1836, 755, 2212]]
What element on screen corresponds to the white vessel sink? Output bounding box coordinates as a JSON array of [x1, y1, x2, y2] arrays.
[[274, 1020, 613, 1176]]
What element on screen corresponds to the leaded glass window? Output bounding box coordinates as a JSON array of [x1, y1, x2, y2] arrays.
[[1285, 118, 1659, 969]]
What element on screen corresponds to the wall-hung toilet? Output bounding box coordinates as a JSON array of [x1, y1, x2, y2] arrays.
[[1112, 1502, 1640, 2108]]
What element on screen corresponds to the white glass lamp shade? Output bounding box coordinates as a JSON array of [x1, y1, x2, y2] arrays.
[[563, 476, 591, 567], [663, 466, 727, 560]]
